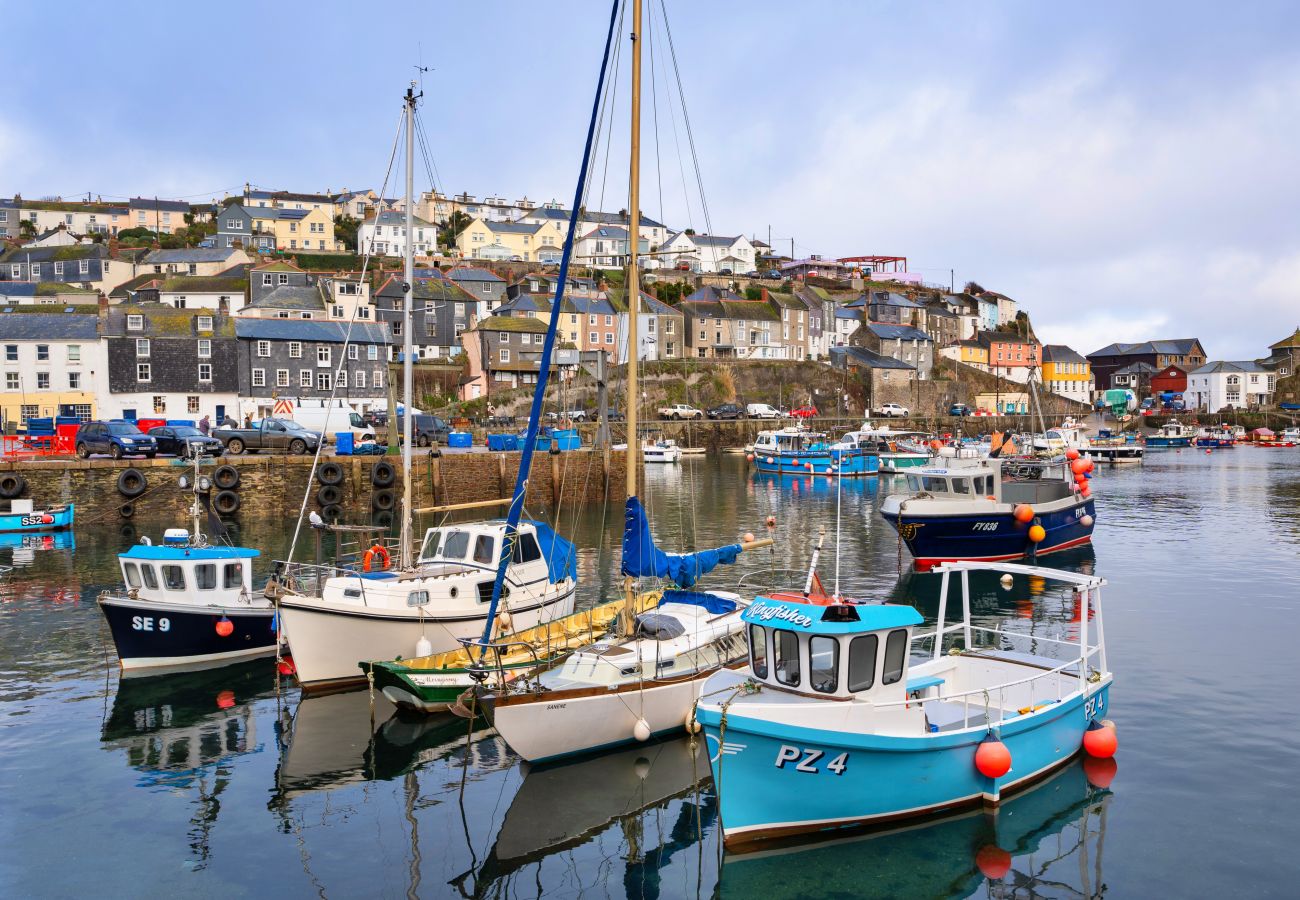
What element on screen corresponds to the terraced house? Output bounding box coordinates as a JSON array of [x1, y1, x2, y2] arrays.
[[680, 289, 789, 360], [1041, 345, 1092, 403], [0, 308, 105, 426], [456, 218, 566, 262], [374, 272, 479, 360], [0, 243, 132, 293]]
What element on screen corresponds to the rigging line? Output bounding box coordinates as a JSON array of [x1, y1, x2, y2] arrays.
[[646, 0, 666, 231], [591, 0, 628, 223], [658, 0, 718, 260], [412, 109, 443, 196], [284, 104, 405, 566], [651, 0, 695, 237]]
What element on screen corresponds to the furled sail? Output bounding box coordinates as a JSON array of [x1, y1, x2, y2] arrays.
[[621, 497, 741, 588]]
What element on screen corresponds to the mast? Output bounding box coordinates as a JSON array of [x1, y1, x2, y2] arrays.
[[401, 83, 417, 569], [620, 0, 643, 634]]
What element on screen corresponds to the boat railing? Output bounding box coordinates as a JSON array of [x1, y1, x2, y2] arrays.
[[272, 560, 375, 605], [736, 568, 807, 596], [456, 636, 547, 688]]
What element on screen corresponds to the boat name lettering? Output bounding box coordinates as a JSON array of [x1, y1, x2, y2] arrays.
[[409, 674, 466, 687], [971, 522, 998, 532], [750, 602, 814, 628], [131, 616, 170, 632], [20, 515, 48, 527], [1084, 695, 1105, 719], [775, 744, 848, 775], [546, 703, 567, 710]]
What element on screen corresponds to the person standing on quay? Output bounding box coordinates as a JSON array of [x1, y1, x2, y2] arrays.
[[198, 415, 211, 435]]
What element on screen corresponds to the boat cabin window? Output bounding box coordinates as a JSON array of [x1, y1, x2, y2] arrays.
[[906, 475, 921, 491], [881, 629, 908, 685], [473, 535, 496, 565], [420, 530, 442, 560], [406, 590, 430, 608], [441, 530, 470, 561], [162, 565, 186, 591], [123, 562, 141, 589], [224, 563, 243, 590], [952, 478, 971, 495], [922, 477, 948, 493], [141, 564, 159, 590], [194, 564, 217, 590], [809, 635, 839, 694], [774, 629, 800, 687], [848, 634, 878, 691], [511, 533, 542, 564], [749, 625, 768, 679]]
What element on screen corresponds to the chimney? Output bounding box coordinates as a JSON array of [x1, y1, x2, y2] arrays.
[[97, 292, 109, 314], [761, 287, 769, 303]]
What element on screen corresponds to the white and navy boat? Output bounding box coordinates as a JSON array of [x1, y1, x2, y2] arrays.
[[880, 450, 1095, 570], [695, 562, 1115, 850], [1146, 421, 1193, 448], [752, 426, 879, 477]]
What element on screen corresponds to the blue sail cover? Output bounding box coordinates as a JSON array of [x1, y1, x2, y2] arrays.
[[527, 520, 578, 584], [621, 497, 742, 588]]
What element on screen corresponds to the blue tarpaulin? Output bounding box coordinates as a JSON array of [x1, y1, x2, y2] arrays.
[[658, 589, 738, 614], [527, 519, 578, 584], [621, 497, 741, 588]]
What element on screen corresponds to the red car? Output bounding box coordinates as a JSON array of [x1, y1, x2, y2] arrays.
[[790, 406, 818, 419]]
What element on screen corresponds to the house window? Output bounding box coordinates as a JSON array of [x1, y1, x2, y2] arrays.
[[500, 348, 510, 363], [317, 346, 331, 367], [252, 368, 266, 387], [20, 404, 38, 423], [257, 340, 271, 357], [54, 262, 64, 276], [348, 345, 358, 360], [278, 274, 289, 286], [277, 369, 289, 387], [367, 346, 378, 360], [137, 363, 151, 382], [605, 333, 614, 345], [227, 218, 243, 230], [79, 260, 89, 275], [36, 373, 49, 389], [36, 345, 49, 361], [317, 372, 332, 391], [4, 373, 16, 389], [153, 396, 166, 413], [355, 370, 366, 388], [300, 370, 313, 387], [30, 263, 40, 278], [289, 341, 302, 358], [9, 265, 18, 278], [262, 273, 272, 286], [337, 370, 347, 388], [374, 369, 383, 387], [588, 314, 597, 325], [197, 339, 211, 358], [197, 315, 214, 331], [185, 395, 199, 414], [198, 363, 212, 382]]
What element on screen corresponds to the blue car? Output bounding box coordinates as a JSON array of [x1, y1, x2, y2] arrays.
[[74, 421, 158, 459]]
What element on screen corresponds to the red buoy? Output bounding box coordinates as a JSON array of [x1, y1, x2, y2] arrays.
[[216, 690, 236, 709], [277, 658, 297, 676], [1083, 755, 1118, 788], [1013, 504, 1034, 523], [1082, 720, 1117, 758], [1065, 448, 1081, 461], [41, 514, 53, 524], [1070, 458, 1088, 475], [215, 617, 234, 638], [975, 845, 1012, 880], [975, 735, 1012, 778]]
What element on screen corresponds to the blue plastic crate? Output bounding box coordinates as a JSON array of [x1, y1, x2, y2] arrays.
[[447, 431, 473, 449]]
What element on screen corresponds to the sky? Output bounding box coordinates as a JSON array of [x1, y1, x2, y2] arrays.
[[4, 0, 1300, 359]]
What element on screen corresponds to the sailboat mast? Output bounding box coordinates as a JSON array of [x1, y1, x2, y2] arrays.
[[401, 83, 417, 569], [621, 0, 643, 625]]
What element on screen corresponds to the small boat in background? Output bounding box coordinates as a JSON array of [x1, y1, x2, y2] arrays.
[[1280, 427, 1300, 443], [1247, 427, 1297, 447], [1088, 429, 1143, 464], [1146, 421, 1193, 448], [1194, 426, 1235, 448], [1032, 418, 1090, 454], [0, 498, 74, 534], [752, 426, 880, 476], [643, 436, 683, 463]]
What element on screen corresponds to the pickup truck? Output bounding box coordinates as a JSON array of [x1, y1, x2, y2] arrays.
[[213, 418, 322, 455], [657, 403, 703, 420]]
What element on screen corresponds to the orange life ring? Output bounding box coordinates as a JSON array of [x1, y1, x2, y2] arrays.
[[363, 544, 390, 572]]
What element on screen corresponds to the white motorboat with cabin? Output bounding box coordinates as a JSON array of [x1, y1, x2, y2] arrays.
[[642, 437, 682, 463]]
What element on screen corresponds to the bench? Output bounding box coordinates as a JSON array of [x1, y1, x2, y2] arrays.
[[905, 674, 945, 699], [923, 700, 990, 733]]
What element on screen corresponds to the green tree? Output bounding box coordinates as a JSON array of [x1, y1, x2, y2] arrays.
[[439, 211, 472, 249], [333, 214, 360, 251], [18, 220, 36, 239]]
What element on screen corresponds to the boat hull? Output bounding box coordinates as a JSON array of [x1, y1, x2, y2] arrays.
[[878, 454, 929, 473], [881, 498, 1095, 571], [698, 681, 1112, 849], [367, 661, 527, 713], [752, 450, 879, 477], [1089, 446, 1143, 464], [98, 593, 278, 671], [281, 583, 576, 692], [0, 503, 73, 534], [1145, 437, 1190, 447]]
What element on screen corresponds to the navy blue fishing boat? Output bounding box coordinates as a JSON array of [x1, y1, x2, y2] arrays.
[[880, 451, 1095, 570]]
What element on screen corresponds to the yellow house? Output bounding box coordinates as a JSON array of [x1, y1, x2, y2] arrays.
[[953, 339, 989, 367], [1041, 345, 1092, 403], [249, 206, 339, 252], [456, 218, 565, 262]]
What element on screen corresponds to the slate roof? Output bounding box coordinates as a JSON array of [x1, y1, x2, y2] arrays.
[[485, 221, 548, 235], [368, 210, 435, 228], [105, 307, 236, 338], [446, 266, 504, 284], [128, 197, 190, 213], [1113, 361, 1158, 376], [143, 248, 242, 265], [160, 276, 246, 294], [475, 315, 549, 334], [0, 283, 38, 299], [603, 288, 680, 316], [869, 291, 921, 308], [0, 311, 100, 339], [1041, 344, 1086, 364], [234, 318, 390, 344], [375, 274, 475, 303], [1088, 338, 1202, 358], [864, 323, 932, 342], [246, 190, 336, 205], [0, 244, 107, 263], [683, 285, 745, 304], [583, 210, 665, 228], [830, 346, 915, 371], [250, 261, 303, 273], [1190, 360, 1269, 375], [583, 225, 630, 240], [242, 284, 323, 310], [680, 297, 780, 322]]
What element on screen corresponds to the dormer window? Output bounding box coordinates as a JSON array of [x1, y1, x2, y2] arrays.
[[127, 315, 143, 331]]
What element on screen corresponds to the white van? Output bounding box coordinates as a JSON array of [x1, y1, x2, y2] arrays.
[[288, 402, 375, 443], [746, 403, 781, 419]]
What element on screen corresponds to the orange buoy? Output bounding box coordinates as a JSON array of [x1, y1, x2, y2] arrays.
[[363, 544, 391, 572], [1084, 458, 1094, 473], [765, 515, 776, 527], [742, 532, 755, 543], [1083, 755, 1118, 789], [1074, 472, 1088, 484], [1065, 448, 1081, 461], [277, 658, 296, 676], [1205, 448, 1212, 455], [805, 462, 814, 471], [1013, 504, 1034, 523], [1028, 524, 1046, 543], [746, 453, 754, 462], [1080, 483, 1091, 497], [975, 845, 1012, 880], [216, 690, 236, 709], [974, 735, 1012, 778], [1070, 458, 1088, 475], [215, 617, 234, 637], [1082, 720, 1118, 758]]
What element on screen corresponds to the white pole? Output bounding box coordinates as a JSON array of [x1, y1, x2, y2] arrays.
[[961, 570, 971, 647], [1093, 586, 1108, 675], [934, 568, 949, 660], [1078, 587, 1089, 696]]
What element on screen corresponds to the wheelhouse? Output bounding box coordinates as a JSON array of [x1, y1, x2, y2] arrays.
[[119, 545, 258, 604], [742, 597, 923, 701], [753, 429, 828, 454], [417, 521, 546, 572]]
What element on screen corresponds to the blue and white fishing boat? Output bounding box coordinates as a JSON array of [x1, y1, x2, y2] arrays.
[[695, 561, 1114, 850], [880, 451, 1095, 570], [0, 498, 74, 534], [97, 460, 275, 673], [752, 427, 880, 477], [1145, 421, 1193, 448]]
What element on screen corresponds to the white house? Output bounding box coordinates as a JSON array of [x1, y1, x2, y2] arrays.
[[659, 232, 755, 274], [358, 210, 437, 258], [0, 311, 107, 425], [1186, 361, 1275, 411], [575, 226, 649, 268]]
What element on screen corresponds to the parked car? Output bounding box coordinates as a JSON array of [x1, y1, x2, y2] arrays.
[[212, 418, 321, 455], [75, 421, 158, 459], [605, 410, 626, 422], [485, 414, 517, 428], [394, 414, 452, 447], [147, 425, 225, 457], [743, 270, 760, 278], [790, 406, 819, 419], [949, 403, 973, 417], [675, 263, 691, 272], [746, 403, 782, 419], [706, 403, 744, 420], [874, 403, 910, 418], [763, 270, 783, 280], [718, 268, 734, 276], [657, 403, 704, 420]]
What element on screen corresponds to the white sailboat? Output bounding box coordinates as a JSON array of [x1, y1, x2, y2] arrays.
[[477, 0, 769, 764], [277, 85, 577, 692]]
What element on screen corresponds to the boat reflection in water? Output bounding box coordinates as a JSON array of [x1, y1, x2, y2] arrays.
[[2, 529, 75, 567], [467, 736, 715, 897], [718, 757, 1116, 899]]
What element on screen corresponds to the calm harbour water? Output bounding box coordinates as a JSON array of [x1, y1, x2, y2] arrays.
[[2, 449, 1299, 898]]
